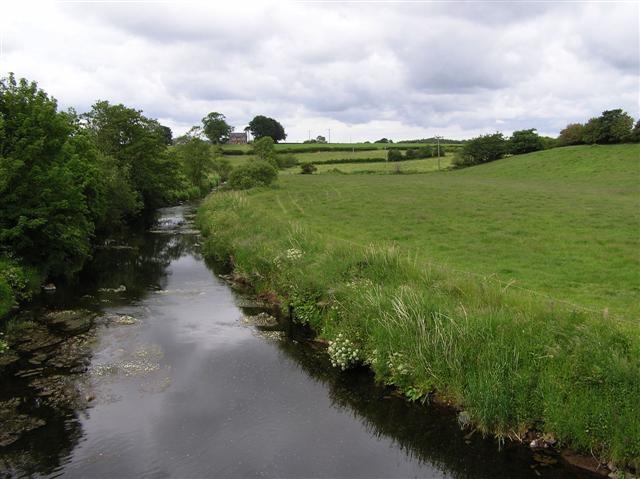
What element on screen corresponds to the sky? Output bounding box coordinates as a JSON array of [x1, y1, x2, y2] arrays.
[[1, 1, 638, 142]]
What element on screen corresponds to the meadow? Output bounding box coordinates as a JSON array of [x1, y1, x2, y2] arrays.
[[198, 143, 640, 465], [283, 156, 452, 174], [221, 142, 460, 155]]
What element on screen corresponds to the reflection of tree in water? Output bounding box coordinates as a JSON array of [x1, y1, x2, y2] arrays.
[[44, 206, 202, 309], [1, 206, 200, 477], [276, 340, 589, 479]]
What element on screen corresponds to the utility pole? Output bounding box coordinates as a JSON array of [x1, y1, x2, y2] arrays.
[[308, 130, 311, 141], [435, 135, 442, 170], [328, 128, 331, 144]]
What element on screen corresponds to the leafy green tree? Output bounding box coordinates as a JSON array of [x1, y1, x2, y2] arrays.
[[557, 123, 585, 146], [581, 110, 634, 144], [248, 115, 286, 142], [251, 136, 278, 168], [418, 145, 433, 158], [597, 109, 634, 143], [160, 125, 173, 145], [83, 101, 176, 210], [454, 132, 507, 167], [202, 112, 233, 144], [509, 128, 544, 155], [631, 120, 640, 143], [176, 136, 213, 195], [582, 117, 601, 144], [0, 74, 93, 275], [387, 149, 403, 161]]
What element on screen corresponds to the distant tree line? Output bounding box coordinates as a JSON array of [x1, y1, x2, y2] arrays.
[[454, 109, 638, 168]]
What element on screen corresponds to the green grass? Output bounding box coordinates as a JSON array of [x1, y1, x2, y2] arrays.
[[198, 144, 640, 466], [284, 156, 452, 175], [221, 142, 462, 155], [293, 149, 388, 163], [276, 145, 639, 317]]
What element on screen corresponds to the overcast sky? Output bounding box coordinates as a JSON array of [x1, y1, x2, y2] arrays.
[[2, 1, 638, 142]]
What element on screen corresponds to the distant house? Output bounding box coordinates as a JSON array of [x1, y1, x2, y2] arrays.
[[228, 132, 248, 144]]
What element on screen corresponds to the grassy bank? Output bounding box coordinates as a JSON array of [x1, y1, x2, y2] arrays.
[[197, 144, 639, 466]]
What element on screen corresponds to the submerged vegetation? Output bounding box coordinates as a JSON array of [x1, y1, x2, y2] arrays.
[[198, 144, 640, 467]]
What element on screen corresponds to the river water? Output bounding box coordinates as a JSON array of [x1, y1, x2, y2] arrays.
[[0, 205, 595, 478]]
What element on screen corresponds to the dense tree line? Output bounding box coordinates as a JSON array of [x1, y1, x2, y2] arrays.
[[454, 109, 638, 167], [0, 74, 222, 311]]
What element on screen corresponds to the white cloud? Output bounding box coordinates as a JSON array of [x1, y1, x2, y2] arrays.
[[2, 1, 638, 141]]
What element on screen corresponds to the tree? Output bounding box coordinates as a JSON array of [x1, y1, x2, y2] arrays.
[[251, 136, 278, 168], [388, 149, 404, 161], [509, 128, 544, 155], [631, 120, 640, 143], [83, 101, 176, 210], [0, 74, 94, 275], [160, 125, 173, 145], [202, 112, 233, 144], [597, 109, 634, 143], [316, 135, 327, 143], [557, 123, 585, 146], [582, 117, 601, 144], [176, 136, 214, 195], [374, 138, 391, 143], [581, 110, 634, 144], [248, 115, 286, 142], [454, 132, 507, 167]]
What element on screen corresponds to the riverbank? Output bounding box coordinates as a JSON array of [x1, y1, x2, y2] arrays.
[[197, 189, 640, 471]]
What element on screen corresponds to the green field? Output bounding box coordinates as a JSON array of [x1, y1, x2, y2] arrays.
[[221, 142, 460, 155], [284, 156, 452, 174], [274, 145, 640, 316], [198, 144, 640, 464]]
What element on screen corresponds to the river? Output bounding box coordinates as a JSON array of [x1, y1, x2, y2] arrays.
[[0, 205, 595, 478]]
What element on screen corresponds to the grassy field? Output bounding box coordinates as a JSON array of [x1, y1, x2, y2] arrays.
[[284, 156, 452, 175], [274, 145, 640, 316], [198, 144, 640, 465], [221, 142, 461, 155]]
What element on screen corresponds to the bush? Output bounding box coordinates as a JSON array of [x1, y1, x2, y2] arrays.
[[453, 132, 507, 167], [418, 146, 433, 158], [228, 161, 278, 190], [404, 149, 420, 160], [276, 154, 299, 169], [509, 129, 544, 155], [300, 163, 318, 174], [388, 149, 404, 162]]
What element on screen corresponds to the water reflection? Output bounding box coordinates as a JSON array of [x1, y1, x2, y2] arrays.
[[0, 205, 596, 479]]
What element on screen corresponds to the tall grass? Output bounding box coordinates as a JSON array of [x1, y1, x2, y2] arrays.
[[198, 190, 640, 467]]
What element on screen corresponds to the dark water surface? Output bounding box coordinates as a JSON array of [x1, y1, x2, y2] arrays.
[[0, 205, 595, 478]]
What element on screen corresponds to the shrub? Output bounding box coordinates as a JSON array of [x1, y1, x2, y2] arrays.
[[228, 161, 278, 190], [509, 129, 544, 155], [276, 154, 299, 169], [557, 123, 585, 146], [418, 146, 433, 158], [404, 149, 420, 160], [453, 132, 507, 167], [300, 163, 318, 174], [387, 149, 404, 162]]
